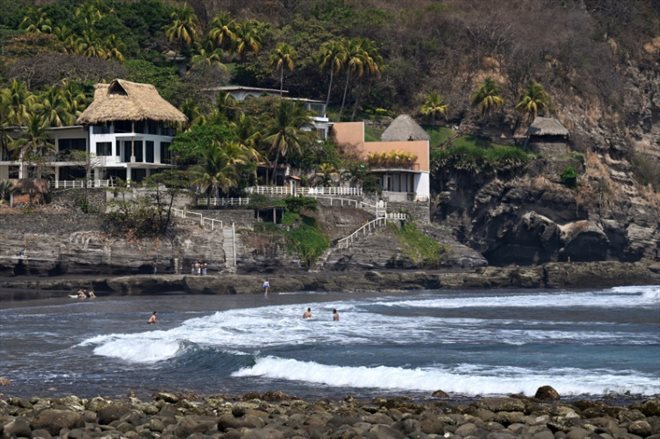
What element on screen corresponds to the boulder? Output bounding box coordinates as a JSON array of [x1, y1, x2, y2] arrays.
[[96, 403, 131, 425], [628, 420, 653, 437], [3, 417, 32, 438], [640, 399, 660, 417], [31, 409, 83, 435], [432, 389, 449, 398], [477, 398, 526, 413], [535, 385, 561, 401]]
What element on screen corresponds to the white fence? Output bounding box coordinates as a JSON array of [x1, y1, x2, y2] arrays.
[[196, 197, 251, 208], [172, 207, 223, 231], [246, 186, 362, 197], [50, 179, 114, 189], [336, 213, 407, 250], [314, 196, 387, 217]]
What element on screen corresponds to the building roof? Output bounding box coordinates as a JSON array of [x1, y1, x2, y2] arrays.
[[77, 79, 187, 125], [381, 114, 430, 141], [205, 85, 288, 94], [527, 117, 569, 137]]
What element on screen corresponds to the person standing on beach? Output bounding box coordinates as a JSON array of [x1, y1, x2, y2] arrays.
[[262, 280, 270, 295], [303, 307, 312, 319], [147, 311, 157, 324], [332, 308, 339, 321]]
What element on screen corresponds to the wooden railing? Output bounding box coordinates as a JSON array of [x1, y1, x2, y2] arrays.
[[196, 197, 251, 208], [335, 213, 407, 250], [172, 207, 223, 230], [50, 179, 114, 189], [246, 186, 362, 196]]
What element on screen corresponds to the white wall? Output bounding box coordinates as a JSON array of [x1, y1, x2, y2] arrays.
[[414, 172, 430, 201]]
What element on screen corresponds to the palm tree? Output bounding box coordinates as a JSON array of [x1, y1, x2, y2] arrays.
[[192, 140, 252, 205], [264, 100, 309, 185], [208, 11, 236, 50], [270, 43, 296, 96], [20, 8, 53, 34], [60, 80, 89, 124], [233, 20, 265, 60], [74, 3, 104, 27], [319, 39, 347, 108], [2, 79, 38, 126], [9, 113, 54, 179], [39, 86, 69, 127], [191, 46, 224, 68], [165, 7, 200, 54], [470, 77, 504, 117], [420, 92, 449, 122], [103, 34, 125, 62], [516, 81, 551, 122], [339, 38, 380, 117]]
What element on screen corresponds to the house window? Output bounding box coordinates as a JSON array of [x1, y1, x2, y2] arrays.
[[115, 140, 120, 156], [92, 124, 111, 134], [134, 121, 145, 134], [162, 125, 175, 136], [161, 142, 171, 164], [96, 142, 112, 156], [146, 141, 154, 163], [134, 140, 144, 162], [114, 120, 132, 133], [147, 120, 160, 135]]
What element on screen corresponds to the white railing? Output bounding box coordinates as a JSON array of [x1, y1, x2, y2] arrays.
[[196, 197, 251, 208], [51, 179, 114, 189], [172, 207, 223, 231], [314, 196, 387, 217], [246, 186, 362, 197], [336, 213, 407, 250]]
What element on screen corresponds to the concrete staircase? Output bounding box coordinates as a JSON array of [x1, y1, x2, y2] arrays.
[[222, 226, 237, 272]]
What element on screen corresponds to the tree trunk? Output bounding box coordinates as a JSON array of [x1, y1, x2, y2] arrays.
[[280, 66, 284, 96], [271, 148, 280, 186], [339, 68, 351, 118], [325, 68, 334, 109], [350, 83, 362, 121]]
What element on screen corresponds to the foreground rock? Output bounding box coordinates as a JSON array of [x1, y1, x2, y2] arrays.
[[1, 393, 659, 438]]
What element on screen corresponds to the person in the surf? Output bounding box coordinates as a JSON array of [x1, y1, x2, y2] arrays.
[[262, 280, 270, 295], [332, 308, 339, 321], [303, 307, 312, 319], [147, 311, 157, 324]]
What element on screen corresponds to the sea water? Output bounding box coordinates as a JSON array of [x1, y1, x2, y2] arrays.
[[1, 285, 658, 399]]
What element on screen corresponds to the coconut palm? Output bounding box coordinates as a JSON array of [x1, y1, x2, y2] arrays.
[[208, 11, 236, 50], [9, 113, 54, 179], [165, 7, 200, 54], [470, 77, 504, 116], [20, 8, 52, 34], [60, 80, 89, 123], [420, 92, 449, 121], [516, 81, 551, 122], [103, 34, 126, 62], [73, 3, 104, 27], [264, 100, 309, 185], [191, 46, 224, 68], [339, 38, 380, 117], [319, 39, 347, 108], [2, 79, 38, 126], [270, 43, 296, 96], [233, 20, 265, 60], [192, 140, 253, 205], [39, 86, 69, 127]]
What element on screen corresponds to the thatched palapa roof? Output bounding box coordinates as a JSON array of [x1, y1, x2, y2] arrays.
[[381, 114, 429, 141], [77, 79, 187, 125], [527, 117, 569, 137]]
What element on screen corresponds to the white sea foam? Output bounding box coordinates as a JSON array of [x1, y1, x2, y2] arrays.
[[233, 356, 660, 396], [378, 287, 660, 309], [78, 291, 659, 364]]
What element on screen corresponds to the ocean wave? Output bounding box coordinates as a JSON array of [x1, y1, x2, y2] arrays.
[[232, 356, 660, 396]]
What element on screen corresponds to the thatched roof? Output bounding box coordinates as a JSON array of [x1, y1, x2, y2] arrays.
[[77, 79, 187, 125], [527, 117, 569, 137], [381, 114, 429, 141]]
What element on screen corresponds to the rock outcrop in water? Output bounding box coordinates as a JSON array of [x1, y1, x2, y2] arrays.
[[1, 392, 659, 438]]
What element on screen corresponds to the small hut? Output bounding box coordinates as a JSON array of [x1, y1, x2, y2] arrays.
[[381, 114, 430, 141], [526, 117, 570, 156]]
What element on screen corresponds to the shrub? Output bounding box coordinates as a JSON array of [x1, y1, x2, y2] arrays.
[[560, 166, 578, 188], [391, 222, 446, 267], [285, 216, 329, 267]]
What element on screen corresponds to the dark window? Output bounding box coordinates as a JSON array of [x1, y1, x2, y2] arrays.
[[96, 142, 112, 156], [162, 125, 176, 136], [161, 142, 171, 164], [92, 124, 110, 134], [116, 140, 120, 156], [146, 141, 154, 163], [114, 120, 132, 133], [134, 121, 145, 134], [134, 141, 144, 162], [147, 120, 160, 135], [57, 138, 86, 160]]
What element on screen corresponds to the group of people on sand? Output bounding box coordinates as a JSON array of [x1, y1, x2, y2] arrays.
[[192, 260, 208, 276], [302, 307, 340, 321], [76, 288, 95, 299]]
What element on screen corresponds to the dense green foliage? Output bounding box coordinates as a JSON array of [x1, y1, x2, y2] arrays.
[[285, 215, 330, 267], [560, 166, 578, 188], [391, 222, 447, 267]]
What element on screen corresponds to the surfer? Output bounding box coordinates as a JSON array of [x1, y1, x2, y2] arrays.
[[303, 307, 312, 319], [147, 311, 157, 324], [332, 308, 339, 321]]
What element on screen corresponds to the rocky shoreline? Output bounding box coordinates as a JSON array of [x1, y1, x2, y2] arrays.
[[0, 261, 658, 301], [1, 390, 659, 438]]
